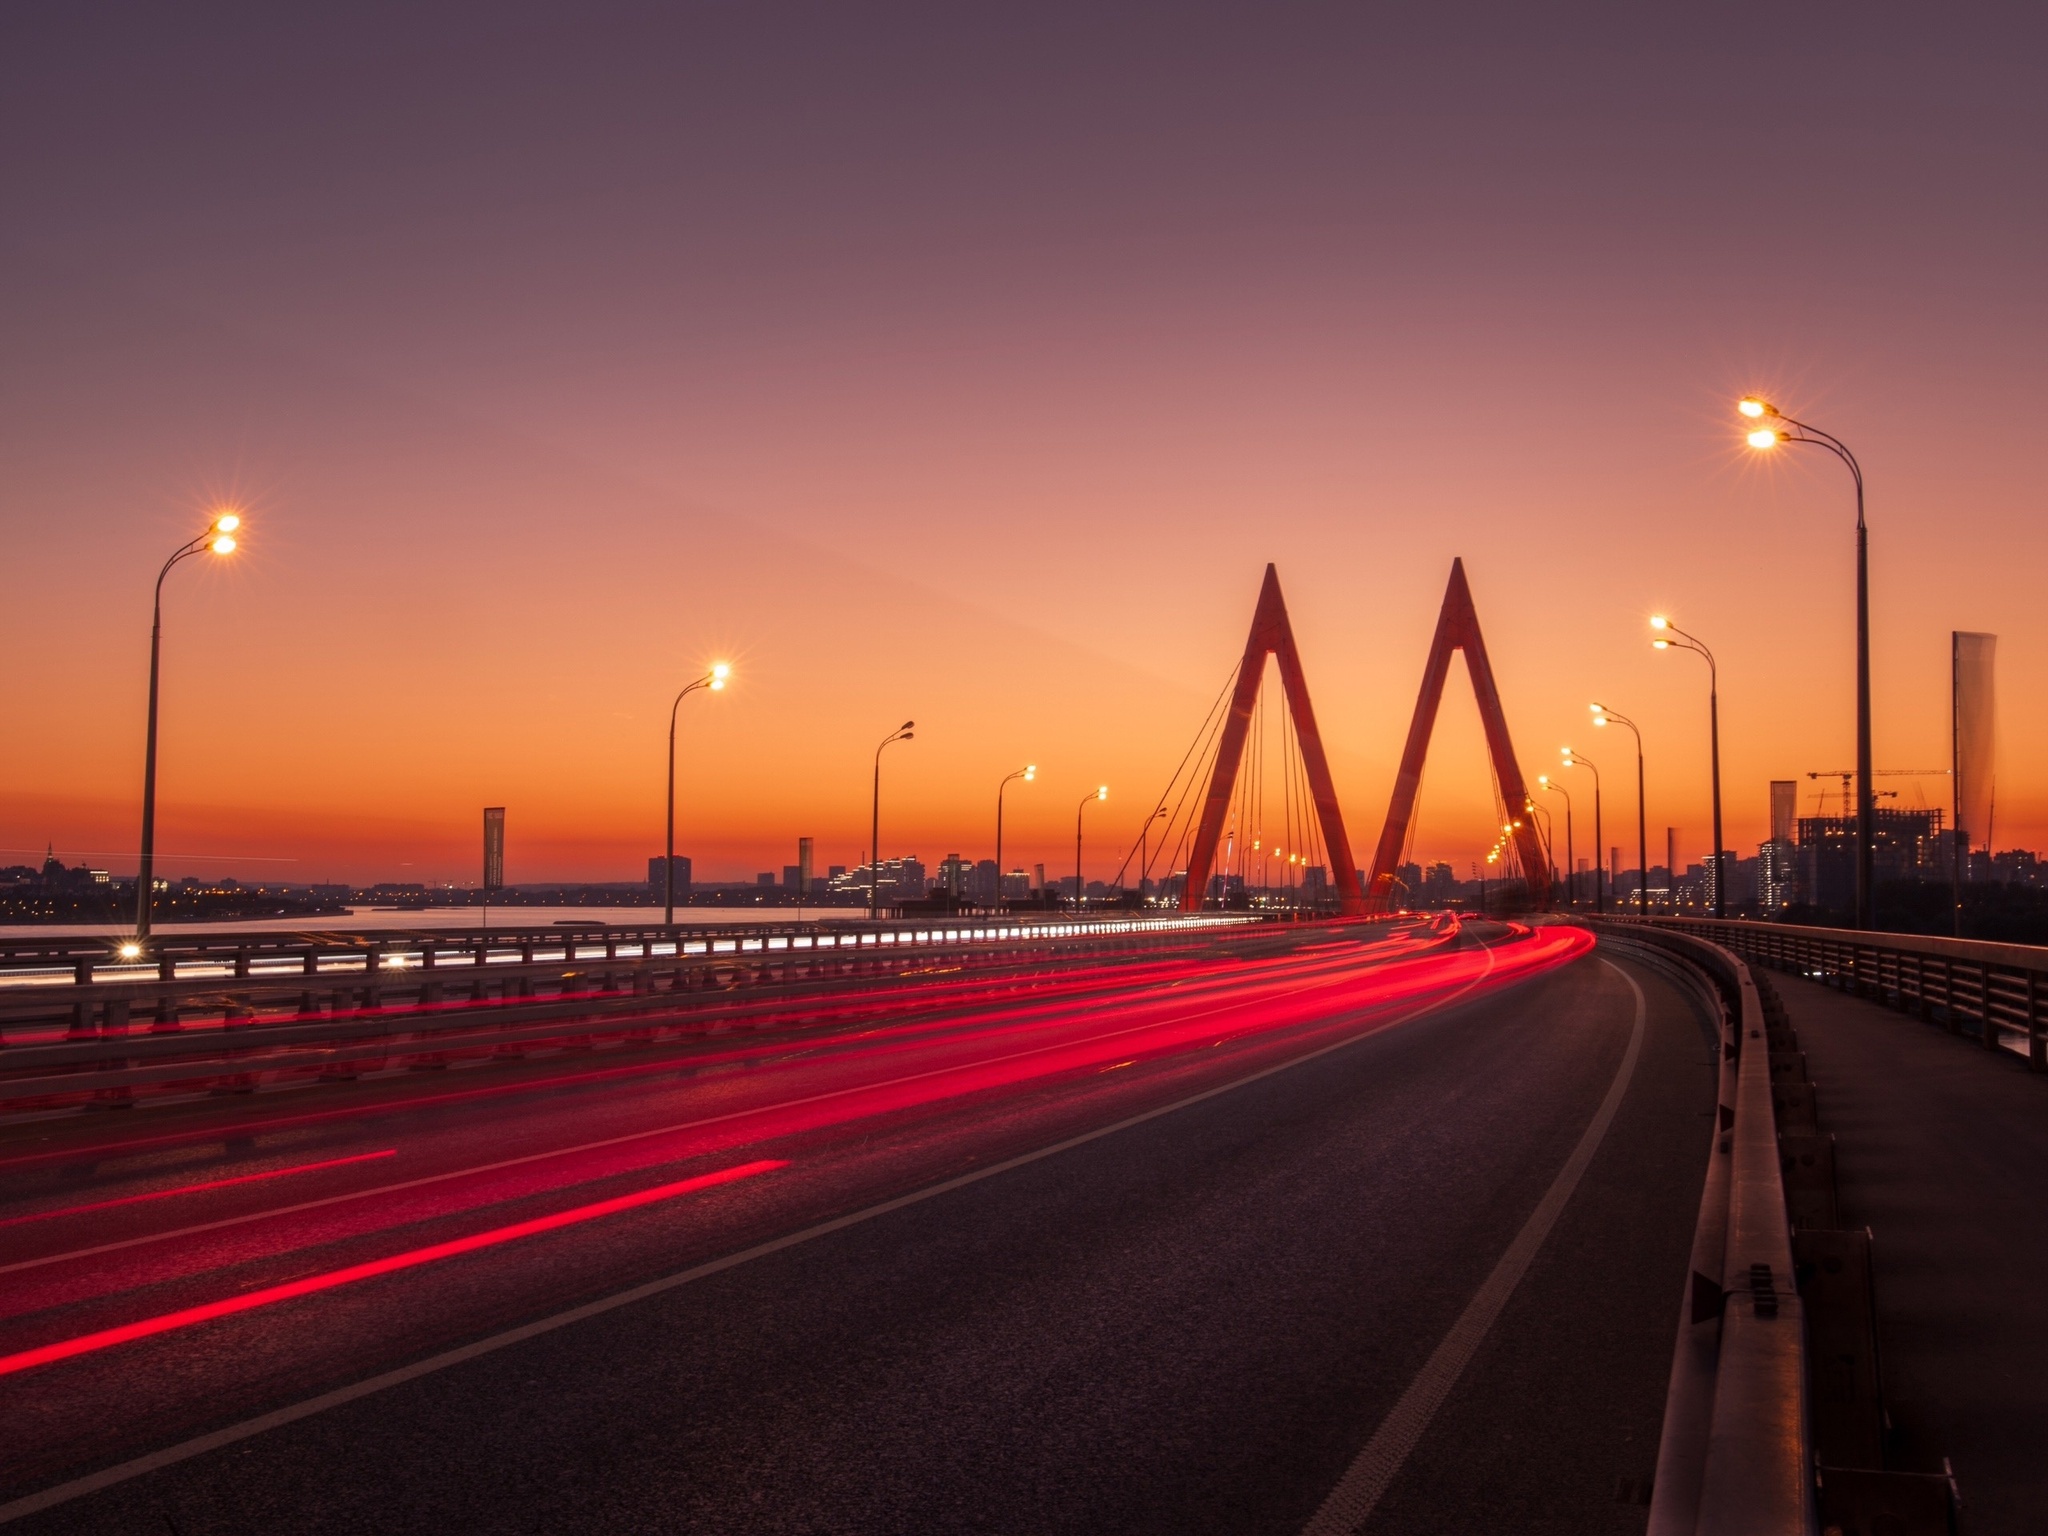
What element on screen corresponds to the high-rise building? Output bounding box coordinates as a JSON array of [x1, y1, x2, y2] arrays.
[[483, 807, 505, 892], [1954, 631, 1996, 858], [797, 836, 814, 896], [648, 855, 691, 894], [1769, 781, 1798, 845]]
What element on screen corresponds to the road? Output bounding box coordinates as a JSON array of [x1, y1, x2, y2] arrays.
[[0, 920, 1716, 1533]]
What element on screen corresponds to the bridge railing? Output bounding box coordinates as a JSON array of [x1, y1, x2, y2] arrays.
[[0, 912, 1264, 1046], [1594, 920, 1815, 1536], [1613, 914, 2048, 1069]]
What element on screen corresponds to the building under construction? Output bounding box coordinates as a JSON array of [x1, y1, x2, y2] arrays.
[[1797, 806, 1948, 912]]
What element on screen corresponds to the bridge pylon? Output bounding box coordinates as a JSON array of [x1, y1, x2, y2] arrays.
[[1179, 564, 1366, 915], [1366, 559, 1551, 910]]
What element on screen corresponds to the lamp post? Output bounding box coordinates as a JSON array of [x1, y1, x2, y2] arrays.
[[1138, 806, 1168, 906], [1651, 616, 1724, 918], [1539, 773, 1573, 908], [994, 764, 1035, 914], [1743, 396, 1872, 929], [133, 511, 242, 944], [1561, 748, 1603, 914], [1075, 785, 1106, 912], [1592, 703, 1647, 914], [869, 722, 915, 920], [663, 663, 729, 926]]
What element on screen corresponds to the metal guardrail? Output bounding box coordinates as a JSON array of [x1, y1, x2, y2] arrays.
[[1618, 915, 2048, 1069], [0, 914, 1277, 1115], [1597, 921, 1815, 1536], [0, 911, 1260, 977], [0, 913, 1259, 1044]]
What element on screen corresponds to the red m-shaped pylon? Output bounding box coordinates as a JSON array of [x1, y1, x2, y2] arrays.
[[1365, 559, 1550, 909], [1179, 565, 1366, 915]]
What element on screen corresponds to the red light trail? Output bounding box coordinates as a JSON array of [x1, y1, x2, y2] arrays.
[[0, 1159, 785, 1379], [0, 924, 1587, 1410], [0, 1150, 396, 1229]]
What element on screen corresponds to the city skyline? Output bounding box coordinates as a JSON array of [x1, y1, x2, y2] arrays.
[[5, 7, 2045, 886]]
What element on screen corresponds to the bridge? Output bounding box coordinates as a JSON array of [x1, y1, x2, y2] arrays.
[[2, 565, 2039, 1535], [2, 910, 2038, 1532]]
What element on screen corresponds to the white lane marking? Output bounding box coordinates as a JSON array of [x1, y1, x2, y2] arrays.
[[0, 940, 1516, 1526], [0, 940, 1419, 1279], [1298, 957, 1645, 1536]]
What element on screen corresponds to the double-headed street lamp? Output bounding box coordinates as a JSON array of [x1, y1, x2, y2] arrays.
[[870, 721, 915, 919], [1651, 616, 1724, 918], [133, 511, 242, 946], [994, 764, 1035, 913], [1742, 395, 1872, 928], [1591, 703, 1648, 913], [1538, 773, 1573, 907], [664, 663, 730, 925], [1075, 785, 1107, 912], [1560, 748, 1603, 914]]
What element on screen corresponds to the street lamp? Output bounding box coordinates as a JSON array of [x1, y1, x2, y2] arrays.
[[1075, 785, 1107, 912], [1561, 748, 1603, 914], [1591, 703, 1648, 914], [133, 510, 243, 942], [1538, 773, 1574, 908], [995, 764, 1035, 914], [1651, 616, 1725, 918], [663, 663, 729, 926], [1742, 395, 1873, 928], [870, 721, 915, 919], [1137, 805, 1168, 906]]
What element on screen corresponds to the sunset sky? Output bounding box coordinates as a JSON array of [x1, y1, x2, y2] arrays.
[[4, 4, 2045, 887]]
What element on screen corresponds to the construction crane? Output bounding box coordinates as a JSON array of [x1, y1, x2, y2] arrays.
[[1806, 769, 1949, 815]]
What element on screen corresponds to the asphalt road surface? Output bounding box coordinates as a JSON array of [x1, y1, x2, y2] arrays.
[[0, 920, 1716, 1533]]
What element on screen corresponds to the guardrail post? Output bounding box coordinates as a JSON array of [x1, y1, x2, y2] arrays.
[[150, 950, 181, 1031], [2029, 971, 2046, 1072]]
